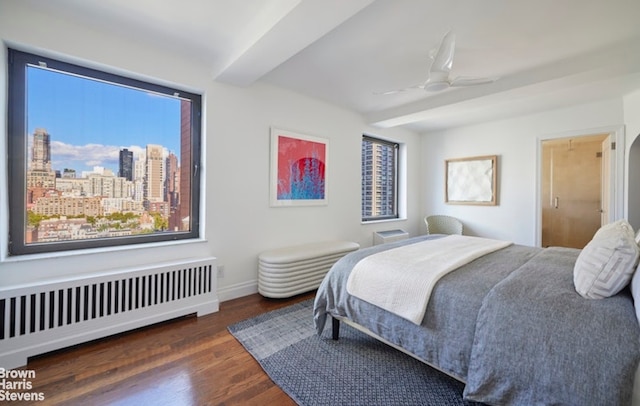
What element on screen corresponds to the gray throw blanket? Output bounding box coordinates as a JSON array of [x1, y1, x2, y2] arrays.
[[464, 247, 640, 405]]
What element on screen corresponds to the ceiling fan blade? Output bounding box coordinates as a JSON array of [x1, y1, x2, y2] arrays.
[[449, 76, 498, 87], [374, 83, 425, 95], [430, 31, 455, 74], [375, 31, 498, 95]]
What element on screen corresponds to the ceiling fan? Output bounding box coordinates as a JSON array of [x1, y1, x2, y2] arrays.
[[378, 31, 497, 94]]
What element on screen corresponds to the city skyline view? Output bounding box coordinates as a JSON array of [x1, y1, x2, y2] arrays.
[[20, 63, 193, 246], [27, 65, 182, 174]]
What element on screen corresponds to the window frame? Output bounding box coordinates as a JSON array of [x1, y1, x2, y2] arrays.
[[7, 48, 202, 256], [361, 134, 399, 222]]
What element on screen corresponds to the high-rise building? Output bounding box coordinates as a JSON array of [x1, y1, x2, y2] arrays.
[[119, 148, 133, 181], [144, 144, 165, 205], [132, 151, 145, 202], [30, 128, 52, 172], [178, 99, 192, 230], [361, 138, 396, 218], [165, 152, 179, 204], [27, 128, 56, 189]]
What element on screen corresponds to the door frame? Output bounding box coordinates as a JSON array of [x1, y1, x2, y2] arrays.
[[535, 125, 625, 247]]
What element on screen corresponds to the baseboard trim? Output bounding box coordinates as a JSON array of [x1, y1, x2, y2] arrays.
[[218, 280, 258, 302]]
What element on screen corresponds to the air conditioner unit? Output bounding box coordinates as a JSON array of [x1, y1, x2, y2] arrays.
[[373, 229, 409, 245]]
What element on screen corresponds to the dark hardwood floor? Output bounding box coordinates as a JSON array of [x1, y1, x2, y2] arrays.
[[14, 291, 315, 405]]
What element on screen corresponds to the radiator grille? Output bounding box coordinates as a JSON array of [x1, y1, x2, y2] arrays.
[[1, 266, 212, 340], [0, 258, 218, 368]]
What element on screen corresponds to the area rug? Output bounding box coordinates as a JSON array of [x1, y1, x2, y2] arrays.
[[228, 299, 482, 406]]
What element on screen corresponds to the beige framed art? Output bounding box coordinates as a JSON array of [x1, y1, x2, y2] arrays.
[[445, 155, 498, 205]]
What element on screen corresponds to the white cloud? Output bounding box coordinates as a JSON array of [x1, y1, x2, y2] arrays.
[[50, 141, 143, 171]]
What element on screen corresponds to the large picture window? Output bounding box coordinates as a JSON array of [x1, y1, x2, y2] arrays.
[[361, 135, 399, 221], [7, 49, 202, 255]]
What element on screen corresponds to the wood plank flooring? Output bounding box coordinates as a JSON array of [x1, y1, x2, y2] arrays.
[[13, 291, 315, 405]]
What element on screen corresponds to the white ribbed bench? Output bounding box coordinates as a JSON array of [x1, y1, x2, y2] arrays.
[[258, 240, 360, 298]]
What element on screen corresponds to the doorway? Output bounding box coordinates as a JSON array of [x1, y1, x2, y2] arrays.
[[541, 134, 609, 248]]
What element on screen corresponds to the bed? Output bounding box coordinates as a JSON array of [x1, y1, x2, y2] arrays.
[[313, 226, 640, 405]]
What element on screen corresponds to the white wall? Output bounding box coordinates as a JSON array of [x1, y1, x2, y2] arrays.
[[207, 82, 422, 298], [420, 98, 625, 246], [0, 2, 422, 300]]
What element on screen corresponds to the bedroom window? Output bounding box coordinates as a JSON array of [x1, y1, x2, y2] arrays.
[[361, 135, 399, 221], [7, 48, 202, 255]]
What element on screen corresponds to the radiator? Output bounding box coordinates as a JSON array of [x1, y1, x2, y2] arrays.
[[258, 241, 359, 298], [0, 257, 218, 369]]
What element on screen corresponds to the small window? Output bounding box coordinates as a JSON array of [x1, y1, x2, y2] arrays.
[[361, 135, 399, 221], [7, 49, 202, 255]]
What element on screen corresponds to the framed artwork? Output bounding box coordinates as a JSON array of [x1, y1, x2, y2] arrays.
[[445, 155, 498, 205], [270, 127, 328, 207]]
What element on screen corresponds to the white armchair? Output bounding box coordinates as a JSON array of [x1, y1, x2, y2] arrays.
[[424, 215, 463, 235]]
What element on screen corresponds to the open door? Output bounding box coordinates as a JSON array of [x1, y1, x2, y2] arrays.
[[541, 134, 609, 249]]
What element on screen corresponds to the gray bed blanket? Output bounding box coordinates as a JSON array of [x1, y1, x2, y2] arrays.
[[464, 246, 640, 405], [313, 237, 640, 405]]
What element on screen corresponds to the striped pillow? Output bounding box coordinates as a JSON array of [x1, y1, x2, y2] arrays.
[[573, 220, 640, 299]]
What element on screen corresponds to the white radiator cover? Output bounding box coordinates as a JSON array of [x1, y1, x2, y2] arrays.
[[373, 229, 409, 245], [0, 257, 218, 369]]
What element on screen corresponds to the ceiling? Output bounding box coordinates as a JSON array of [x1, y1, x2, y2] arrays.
[[19, 0, 640, 132]]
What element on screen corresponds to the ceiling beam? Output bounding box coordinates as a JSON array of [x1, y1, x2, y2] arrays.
[[214, 0, 374, 86]]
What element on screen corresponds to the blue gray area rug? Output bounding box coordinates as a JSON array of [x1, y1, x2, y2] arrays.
[[228, 299, 482, 406]]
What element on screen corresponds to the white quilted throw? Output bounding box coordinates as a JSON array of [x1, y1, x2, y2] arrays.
[[346, 235, 512, 324]]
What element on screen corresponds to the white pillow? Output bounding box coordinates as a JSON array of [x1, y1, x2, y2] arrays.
[[573, 220, 640, 299]]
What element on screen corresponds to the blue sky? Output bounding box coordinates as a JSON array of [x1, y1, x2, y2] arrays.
[[27, 66, 181, 174]]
